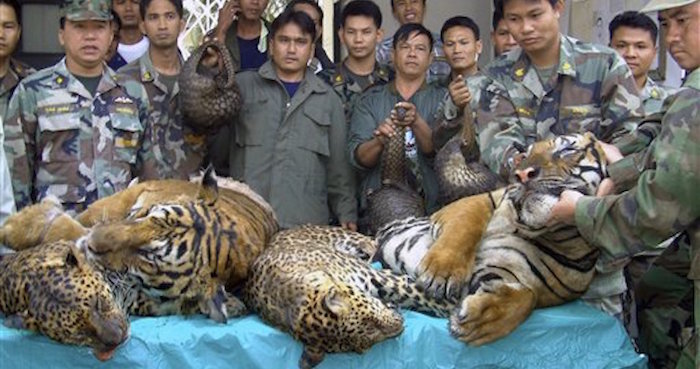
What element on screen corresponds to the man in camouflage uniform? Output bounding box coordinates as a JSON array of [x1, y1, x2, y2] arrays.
[[119, 0, 206, 180], [475, 0, 644, 320], [0, 0, 34, 223], [550, 1, 700, 368], [609, 11, 675, 117], [3, 0, 156, 214], [319, 0, 392, 122], [375, 0, 449, 83], [0, 0, 35, 119]]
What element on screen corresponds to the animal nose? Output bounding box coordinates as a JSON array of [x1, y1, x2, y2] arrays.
[[515, 167, 539, 183]]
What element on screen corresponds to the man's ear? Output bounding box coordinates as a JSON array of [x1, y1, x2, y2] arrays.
[[376, 28, 384, 44], [58, 27, 65, 47], [338, 27, 345, 47], [554, 0, 565, 18]]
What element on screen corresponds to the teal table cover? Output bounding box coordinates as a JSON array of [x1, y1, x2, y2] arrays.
[[0, 300, 646, 369]]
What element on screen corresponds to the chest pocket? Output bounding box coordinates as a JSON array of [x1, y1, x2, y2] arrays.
[[37, 106, 81, 163], [110, 103, 142, 164], [298, 105, 330, 157], [558, 104, 602, 135], [235, 98, 270, 147]]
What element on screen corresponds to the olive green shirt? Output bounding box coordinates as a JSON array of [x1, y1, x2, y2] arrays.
[[348, 81, 447, 214]]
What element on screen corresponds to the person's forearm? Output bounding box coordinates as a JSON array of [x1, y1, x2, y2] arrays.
[[355, 137, 384, 168]]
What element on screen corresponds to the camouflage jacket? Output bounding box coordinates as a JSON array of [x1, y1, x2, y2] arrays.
[[376, 32, 450, 84], [3, 59, 157, 213], [319, 60, 393, 122], [641, 76, 675, 116], [575, 68, 700, 280], [476, 35, 644, 179], [118, 52, 206, 180], [0, 58, 35, 119], [348, 81, 447, 214]]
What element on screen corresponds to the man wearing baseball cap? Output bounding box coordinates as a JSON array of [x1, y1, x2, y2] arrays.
[[2, 0, 157, 213], [549, 1, 699, 367]]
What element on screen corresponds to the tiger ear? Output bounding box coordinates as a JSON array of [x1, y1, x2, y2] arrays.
[[197, 166, 219, 206]]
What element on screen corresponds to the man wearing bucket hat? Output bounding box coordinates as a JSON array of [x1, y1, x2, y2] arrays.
[[549, 1, 699, 367], [2, 0, 157, 213]]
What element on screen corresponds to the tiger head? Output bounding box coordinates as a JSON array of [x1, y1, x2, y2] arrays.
[[78, 168, 234, 322], [507, 132, 608, 230]]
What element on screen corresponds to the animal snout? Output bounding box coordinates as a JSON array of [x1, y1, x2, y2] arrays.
[[514, 167, 540, 183]]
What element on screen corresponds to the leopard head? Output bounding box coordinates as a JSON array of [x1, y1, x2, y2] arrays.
[[292, 271, 404, 369], [1, 241, 129, 361]]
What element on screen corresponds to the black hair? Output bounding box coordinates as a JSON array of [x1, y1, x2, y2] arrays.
[[140, 0, 183, 20], [0, 0, 20, 27], [492, 9, 504, 31], [341, 0, 382, 28], [286, 0, 323, 25], [269, 9, 317, 41], [390, 0, 426, 11], [495, 0, 558, 14], [440, 16, 480, 43], [111, 9, 121, 31], [392, 22, 433, 50], [609, 11, 658, 46]]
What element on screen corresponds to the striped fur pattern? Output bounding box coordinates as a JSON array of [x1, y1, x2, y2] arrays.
[[244, 225, 454, 369], [78, 169, 279, 322], [375, 133, 608, 345]]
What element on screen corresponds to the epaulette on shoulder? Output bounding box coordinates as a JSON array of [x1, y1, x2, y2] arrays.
[[332, 71, 344, 87], [11, 59, 36, 78]]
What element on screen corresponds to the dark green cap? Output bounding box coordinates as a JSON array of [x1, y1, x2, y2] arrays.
[[59, 0, 113, 21]]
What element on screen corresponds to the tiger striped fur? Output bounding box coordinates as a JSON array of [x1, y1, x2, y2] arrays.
[[374, 133, 608, 345], [76, 168, 279, 322]]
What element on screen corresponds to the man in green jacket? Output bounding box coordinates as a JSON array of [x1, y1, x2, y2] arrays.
[[348, 23, 446, 226], [210, 10, 357, 230], [549, 1, 700, 367]]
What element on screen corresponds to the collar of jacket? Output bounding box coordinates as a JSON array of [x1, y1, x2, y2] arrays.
[[387, 78, 429, 97], [227, 18, 269, 53], [9, 58, 33, 79], [55, 58, 119, 98], [137, 50, 183, 93], [332, 60, 391, 87], [684, 67, 700, 90], [258, 60, 329, 94], [510, 34, 578, 82]]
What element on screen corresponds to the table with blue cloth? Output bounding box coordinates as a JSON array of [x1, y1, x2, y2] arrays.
[[0, 300, 646, 369]]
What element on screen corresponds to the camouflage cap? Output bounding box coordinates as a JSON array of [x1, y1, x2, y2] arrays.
[[60, 0, 113, 21], [640, 0, 699, 12]]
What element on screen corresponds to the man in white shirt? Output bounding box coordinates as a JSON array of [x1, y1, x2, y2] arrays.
[[113, 0, 149, 64]]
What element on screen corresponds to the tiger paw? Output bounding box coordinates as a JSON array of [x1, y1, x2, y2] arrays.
[[416, 249, 474, 300], [448, 282, 535, 346]]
